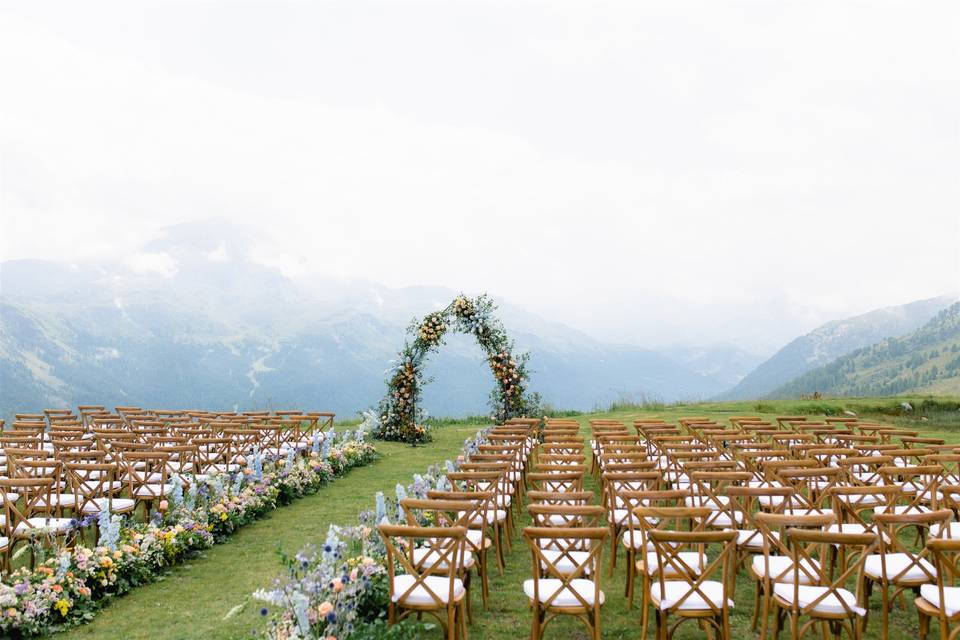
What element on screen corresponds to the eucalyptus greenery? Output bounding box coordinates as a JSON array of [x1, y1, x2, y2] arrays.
[[373, 294, 540, 443]]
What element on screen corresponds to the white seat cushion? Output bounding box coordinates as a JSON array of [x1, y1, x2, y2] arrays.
[[772, 584, 866, 616], [834, 493, 886, 507], [782, 508, 834, 518], [457, 509, 507, 525], [15, 517, 74, 534], [650, 580, 733, 611], [736, 529, 778, 549], [752, 555, 820, 584], [931, 522, 960, 538], [80, 498, 137, 514], [133, 483, 174, 498], [644, 551, 706, 576], [465, 529, 490, 550], [411, 547, 474, 571], [920, 584, 960, 617], [610, 509, 643, 526], [872, 505, 932, 515], [0, 536, 8, 551], [392, 574, 464, 605], [863, 553, 936, 582], [522, 578, 604, 607], [700, 511, 743, 527], [539, 549, 592, 575]]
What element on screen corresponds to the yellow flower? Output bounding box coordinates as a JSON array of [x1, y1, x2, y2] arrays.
[[54, 599, 71, 616], [220, 512, 228, 521]]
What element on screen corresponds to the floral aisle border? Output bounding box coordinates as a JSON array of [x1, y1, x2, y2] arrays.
[[0, 429, 379, 636], [374, 294, 540, 444], [256, 428, 493, 639]]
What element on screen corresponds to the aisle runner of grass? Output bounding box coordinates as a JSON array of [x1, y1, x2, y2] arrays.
[[53, 426, 481, 640]]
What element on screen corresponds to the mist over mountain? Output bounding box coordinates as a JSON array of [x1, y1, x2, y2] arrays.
[[770, 303, 960, 398], [1, 222, 746, 419], [718, 294, 959, 400]]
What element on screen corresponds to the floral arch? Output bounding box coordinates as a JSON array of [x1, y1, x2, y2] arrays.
[[373, 294, 540, 444]]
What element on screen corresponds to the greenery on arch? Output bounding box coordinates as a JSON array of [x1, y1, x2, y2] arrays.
[[373, 294, 540, 444]]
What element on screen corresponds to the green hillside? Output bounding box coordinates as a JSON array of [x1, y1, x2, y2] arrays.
[[772, 302, 960, 397]]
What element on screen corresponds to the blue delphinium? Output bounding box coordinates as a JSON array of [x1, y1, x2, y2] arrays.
[[321, 439, 331, 461], [169, 474, 184, 507], [395, 483, 407, 520], [375, 491, 387, 524]]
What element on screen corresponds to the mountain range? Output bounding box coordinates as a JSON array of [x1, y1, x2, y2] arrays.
[[0, 222, 758, 420], [718, 294, 958, 400], [2, 222, 956, 421], [769, 302, 960, 398]]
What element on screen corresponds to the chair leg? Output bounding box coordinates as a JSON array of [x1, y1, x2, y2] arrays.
[[917, 609, 929, 640], [880, 585, 889, 640], [640, 574, 650, 639]]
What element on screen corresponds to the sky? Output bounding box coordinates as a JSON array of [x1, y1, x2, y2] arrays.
[[1, 1, 958, 354]]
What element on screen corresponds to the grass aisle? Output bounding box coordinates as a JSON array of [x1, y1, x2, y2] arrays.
[[54, 425, 482, 640]]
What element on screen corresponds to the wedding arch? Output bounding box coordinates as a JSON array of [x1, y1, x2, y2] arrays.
[[373, 294, 540, 444]]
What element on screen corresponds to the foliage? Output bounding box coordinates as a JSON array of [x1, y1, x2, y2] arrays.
[[374, 294, 539, 444]]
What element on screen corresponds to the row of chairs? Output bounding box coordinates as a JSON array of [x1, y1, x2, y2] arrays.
[[0, 406, 333, 572], [375, 414, 960, 639]]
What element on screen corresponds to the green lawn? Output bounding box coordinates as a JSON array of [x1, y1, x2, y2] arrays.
[[52, 397, 960, 639]]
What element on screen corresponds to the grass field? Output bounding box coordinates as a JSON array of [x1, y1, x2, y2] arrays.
[[52, 397, 960, 639]]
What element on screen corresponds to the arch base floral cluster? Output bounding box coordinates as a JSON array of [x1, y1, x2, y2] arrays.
[[373, 294, 540, 444]]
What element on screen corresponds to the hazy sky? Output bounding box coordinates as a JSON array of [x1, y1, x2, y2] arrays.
[[1, 1, 958, 353]]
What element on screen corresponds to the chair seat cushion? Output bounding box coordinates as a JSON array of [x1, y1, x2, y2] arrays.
[[80, 498, 137, 514], [522, 578, 604, 607], [751, 555, 820, 583], [920, 584, 960, 617], [0, 536, 8, 551], [643, 551, 706, 576], [872, 505, 932, 516], [772, 584, 865, 616], [539, 549, 593, 575], [15, 517, 74, 535], [457, 509, 507, 525], [465, 529, 491, 550], [411, 547, 474, 571], [931, 522, 960, 538], [736, 529, 778, 549], [133, 483, 174, 497], [392, 574, 465, 605], [863, 553, 936, 583], [650, 580, 733, 611]]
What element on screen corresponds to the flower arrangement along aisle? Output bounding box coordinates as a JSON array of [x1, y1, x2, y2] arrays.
[[0, 429, 378, 637], [255, 428, 492, 639], [374, 293, 540, 444]]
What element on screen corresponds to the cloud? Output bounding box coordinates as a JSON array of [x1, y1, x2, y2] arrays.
[[124, 252, 178, 278], [0, 2, 958, 353]]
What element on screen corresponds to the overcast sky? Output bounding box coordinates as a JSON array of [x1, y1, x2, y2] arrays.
[[1, 1, 958, 353]]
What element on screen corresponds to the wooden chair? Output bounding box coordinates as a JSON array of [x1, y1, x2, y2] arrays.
[[860, 509, 952, 640], [770, 527, 876, 640], [379, 524, 469, 640], [917, 537, 960, 640], [645, 524, 738, 640], [522, 526, 607, 640]]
